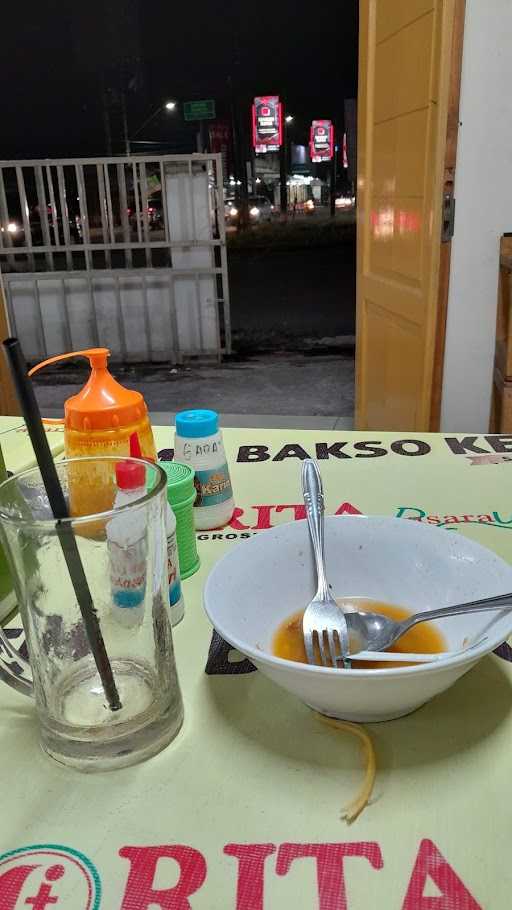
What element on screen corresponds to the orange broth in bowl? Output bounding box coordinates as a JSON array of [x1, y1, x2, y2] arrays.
[[272, 600, 446, 669]]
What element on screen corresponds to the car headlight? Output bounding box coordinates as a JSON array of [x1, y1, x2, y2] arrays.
[[229, 207, 238, 216], [305, 200, 314, 209], [7, 222, 19, 233], [250, 206, 260, 216]]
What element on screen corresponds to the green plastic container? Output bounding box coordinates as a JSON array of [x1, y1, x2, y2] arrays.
[[159, 461, 200, 579]]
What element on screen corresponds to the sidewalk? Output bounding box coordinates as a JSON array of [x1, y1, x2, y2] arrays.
[[33, 353, 355, 430]]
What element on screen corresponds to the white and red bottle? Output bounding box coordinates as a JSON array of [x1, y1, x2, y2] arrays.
[[129, 432, 184, 626], [165, 501, 184, 626], [108, 459, 147, 628]]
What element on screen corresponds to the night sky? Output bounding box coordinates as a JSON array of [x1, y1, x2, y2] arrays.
[[1, 0, 358, 160]]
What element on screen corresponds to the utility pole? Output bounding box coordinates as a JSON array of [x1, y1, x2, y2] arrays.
[[330, 123, 337, 218], [196, 120, 209, 153], [121, 89, 130, 157], [227, 23, 249, 230], [101, 83, 113, 156], [227, 76, 248, 228], [227, 75, 239, 184], [279, 104, 288, 220], [250, 145, 257, 193], [239, 103, 250, 230]]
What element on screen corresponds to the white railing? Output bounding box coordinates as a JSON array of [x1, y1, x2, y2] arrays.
[[0, 153, 231, 360]]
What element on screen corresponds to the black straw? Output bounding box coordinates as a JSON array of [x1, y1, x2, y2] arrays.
[[3, 337, 122, 712]]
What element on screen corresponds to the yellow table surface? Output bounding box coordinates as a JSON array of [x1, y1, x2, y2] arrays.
[[0, 417, 65, 473], [1, 419, 511, 908]]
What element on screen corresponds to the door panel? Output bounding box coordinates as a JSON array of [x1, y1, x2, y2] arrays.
[[356, 0, 458, 430], [376, 0, 433, 42], [362, 300, 423, 428]]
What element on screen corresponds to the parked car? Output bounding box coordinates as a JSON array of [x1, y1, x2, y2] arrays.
[[224, 197, 239, 224], [128, 194, 164, 231], [248, 195, 273, 222], [225, 195, 273, 225], [0, 204, 82, 246], [335, 195, 355, 209]]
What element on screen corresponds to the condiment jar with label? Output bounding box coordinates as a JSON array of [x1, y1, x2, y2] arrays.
[[159, 461, 200, 579], [174, 410, 234, 530]]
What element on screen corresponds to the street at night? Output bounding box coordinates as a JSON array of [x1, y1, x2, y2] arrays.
[[229, 228, 356, 351], [1, 0, 359, 412]]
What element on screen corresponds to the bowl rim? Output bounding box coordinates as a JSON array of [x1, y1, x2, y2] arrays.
[[203, 514, 512, 678]]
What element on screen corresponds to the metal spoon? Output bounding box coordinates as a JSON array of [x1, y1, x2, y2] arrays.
[[341, 593, 512, 657]]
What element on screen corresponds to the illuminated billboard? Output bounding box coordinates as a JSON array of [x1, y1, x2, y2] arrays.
[[252, 96, 283, 153], [310, 120, 334, 162]]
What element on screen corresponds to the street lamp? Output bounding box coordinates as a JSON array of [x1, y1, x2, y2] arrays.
[[129, 100, 179, 152], [285, 114, 294, 124]]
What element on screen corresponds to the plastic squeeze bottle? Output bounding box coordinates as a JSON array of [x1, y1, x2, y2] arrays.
[[107, 459, 147, 628], [130, 434, 184, 626], [29, 348, 157, 516]]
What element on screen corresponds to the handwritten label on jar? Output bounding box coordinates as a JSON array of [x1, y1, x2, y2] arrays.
[[195, 464, 233, 507], [182, 441, 220, 461]]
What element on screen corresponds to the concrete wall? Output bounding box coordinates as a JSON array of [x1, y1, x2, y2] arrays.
[[441, 0, 512, 431]]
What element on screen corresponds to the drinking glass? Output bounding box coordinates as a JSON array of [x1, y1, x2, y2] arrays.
[[0, 456, 183, 771], [0, 443, 15, 617]]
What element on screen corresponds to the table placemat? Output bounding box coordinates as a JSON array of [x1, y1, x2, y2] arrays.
[[1, 426, 512, 909], [0, 418, 65, 474]]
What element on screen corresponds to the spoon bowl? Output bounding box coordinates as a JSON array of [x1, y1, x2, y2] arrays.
[[339, 594, 512, 657]]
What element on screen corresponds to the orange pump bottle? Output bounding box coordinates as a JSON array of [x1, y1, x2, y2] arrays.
[[29, 348, 157, 515]]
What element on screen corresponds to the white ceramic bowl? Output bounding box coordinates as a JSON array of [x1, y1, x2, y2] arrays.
[[204, 516, 512, 721]]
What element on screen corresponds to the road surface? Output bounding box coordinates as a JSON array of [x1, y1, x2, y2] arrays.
[[228, 238, 356, 350]]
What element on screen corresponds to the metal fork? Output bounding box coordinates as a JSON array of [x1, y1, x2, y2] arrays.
[[301, 459, 351, 668]]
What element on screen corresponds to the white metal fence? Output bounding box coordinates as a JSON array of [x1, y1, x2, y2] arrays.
[[0, 153, 230, 362]]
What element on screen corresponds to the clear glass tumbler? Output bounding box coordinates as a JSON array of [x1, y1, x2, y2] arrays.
[[0, 456, 184, 771], [0, 443, 15, 616]]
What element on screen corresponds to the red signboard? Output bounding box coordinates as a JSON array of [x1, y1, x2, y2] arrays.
[[309, 120, 334, 163], [252, 96, 283, 153], [209, 120, 230, 154], [209, 119, 232, 174]]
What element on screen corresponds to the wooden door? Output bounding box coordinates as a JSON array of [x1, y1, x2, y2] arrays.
[[356, 0, 464, 430]]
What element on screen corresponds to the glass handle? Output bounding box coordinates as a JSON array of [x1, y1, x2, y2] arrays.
[[0, 626, 33, 697]]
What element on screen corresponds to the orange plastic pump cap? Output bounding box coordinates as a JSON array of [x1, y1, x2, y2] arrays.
[[29, 348, 148, 432]]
